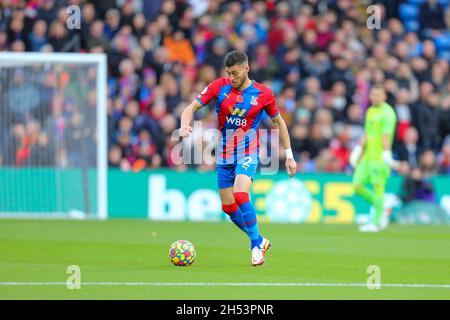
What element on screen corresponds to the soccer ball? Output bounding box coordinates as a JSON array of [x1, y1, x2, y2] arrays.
[[169, 240, 196, 266]]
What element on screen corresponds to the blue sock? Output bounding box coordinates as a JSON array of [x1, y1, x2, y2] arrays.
[[222, 203, 248, 234], [229, 211, 248, 234], [235, 192, 262, 249]]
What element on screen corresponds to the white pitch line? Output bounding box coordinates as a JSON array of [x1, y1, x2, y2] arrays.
[[0, 282, 450, 289]]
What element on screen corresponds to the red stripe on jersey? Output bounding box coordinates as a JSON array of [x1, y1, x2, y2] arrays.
[[253, 81, 279, 118], [196, 77, 231, 106]]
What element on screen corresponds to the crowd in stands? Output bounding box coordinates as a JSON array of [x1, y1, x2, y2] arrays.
[[0, 0, 449, 180]]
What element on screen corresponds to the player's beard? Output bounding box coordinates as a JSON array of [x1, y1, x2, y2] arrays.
[[234, 78, 246, 90]]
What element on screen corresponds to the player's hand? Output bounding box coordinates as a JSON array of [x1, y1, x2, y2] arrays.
[[349, 145, 363, 168], [179, 125, 192, 138], [286, 158, 297, 177], [382, 150, 400, 170]]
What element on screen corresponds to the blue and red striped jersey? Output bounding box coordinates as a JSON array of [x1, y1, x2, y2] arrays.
[[195, 77, 280, 163]]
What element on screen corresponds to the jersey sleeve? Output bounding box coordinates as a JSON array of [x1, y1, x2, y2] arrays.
[[195, 78, 223, 106], [263, 90, 280, 118]]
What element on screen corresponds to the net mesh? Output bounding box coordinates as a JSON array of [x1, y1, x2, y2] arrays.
[[0, 60, 99, 217]]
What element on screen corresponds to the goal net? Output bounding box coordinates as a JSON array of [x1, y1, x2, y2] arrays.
[[0, 53, 107, 219]]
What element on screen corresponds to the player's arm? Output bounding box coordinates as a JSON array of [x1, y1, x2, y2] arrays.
[[381, 132, 400, 170], [179, 80, 220, 138], [349, 133, 366, 168], [381, 109, 400, 169], [179, 100, 203, 138], [271, 115, 297, 177]]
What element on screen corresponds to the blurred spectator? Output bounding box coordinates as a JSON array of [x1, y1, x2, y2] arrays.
[[7, 14, 26, 44], [117, 58, 139, 101], [415, 91, 441, 151], [132, 13, 147, 40], [274, 27, 302, 79], [27, 132, 54, 167], [164, 30, 195, 66], [28, 19, 48, 52], [401, 167, 436, 204], [48, 21, 69, 51], [11, 123, 29, 166], [419, 0, 446, 37], [0, 31, 8, 51], [396, 126, 421, 168], [36, 0, 58, 25], [394, 88, 413, 141], [290, 124, 309, 160], [419, 149, 439, 177], [205, 37, 228, 74], [92, 0, 117, 20], [315, 148, 341, 172], [103, 8, 121, 39], [130, 129, 159, 172], [7, 69, 40, 117], [65, 112, 95, 167], [80, 3, 96, 45], [109, 144, 124, 168], [330, 126, 351, 171], [86, 20, 110, 52], [307, 122, 329, 159]]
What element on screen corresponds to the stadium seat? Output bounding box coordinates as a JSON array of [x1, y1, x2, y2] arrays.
[[408, 0, 449, 6], [399, 4, 420, 21], [437, 51, 450, 62], [404, 20, 420, 33], [407, 0, 425, 5], [434, 34, 450, 51], [437, 0, 450, 6]]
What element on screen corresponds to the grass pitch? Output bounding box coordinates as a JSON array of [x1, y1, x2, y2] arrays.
[[0, 219, 449, 299]]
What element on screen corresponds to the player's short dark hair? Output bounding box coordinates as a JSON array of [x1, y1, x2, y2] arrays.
[[371, 84, 385, 92], [224, 51, 248, 68]]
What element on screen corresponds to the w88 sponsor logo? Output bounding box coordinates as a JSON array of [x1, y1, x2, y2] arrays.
[[226, 116, 247, 126]]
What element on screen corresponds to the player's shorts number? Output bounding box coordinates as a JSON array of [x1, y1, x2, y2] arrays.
[[241, 156, 252, 170]]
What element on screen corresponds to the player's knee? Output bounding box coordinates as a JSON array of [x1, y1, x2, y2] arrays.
[[234, 192, 250, 205], [222, 203, 238, 215]]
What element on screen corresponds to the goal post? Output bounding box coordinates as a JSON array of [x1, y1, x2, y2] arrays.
[[0, 52, 108, 219]]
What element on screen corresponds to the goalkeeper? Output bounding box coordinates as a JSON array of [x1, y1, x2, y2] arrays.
[[349, 85, 398, 232]]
